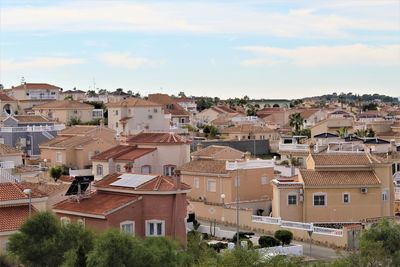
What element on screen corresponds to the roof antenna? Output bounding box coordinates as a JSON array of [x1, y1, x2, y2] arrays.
[[20, 76, 26, 85]]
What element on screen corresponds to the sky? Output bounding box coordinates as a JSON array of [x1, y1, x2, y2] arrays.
[[0, 0, 399, 99]]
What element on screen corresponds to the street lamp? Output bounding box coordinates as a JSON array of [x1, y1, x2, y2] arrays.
[[23, 188, 32, 217]]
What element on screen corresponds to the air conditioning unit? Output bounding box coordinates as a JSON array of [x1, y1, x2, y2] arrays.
[[361, 187, 368, 194]]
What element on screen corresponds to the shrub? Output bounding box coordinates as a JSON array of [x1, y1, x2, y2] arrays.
[[258, 236, 280, 248], [274, 230, 293, 245], [49, 166, 64, 182]]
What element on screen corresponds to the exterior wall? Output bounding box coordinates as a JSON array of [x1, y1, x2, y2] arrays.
[[373, 164, 395, 217], [303, 187, 382, 223], [191, 139, 270, 156], [273, 186, 303, 221], [196, 109, 220, 123], [40, 148, 67, 167], [0, 155, 23, 166], [0, 101, 19, 115], [34, 108, 93, 124], [75, 139, 117, 169]]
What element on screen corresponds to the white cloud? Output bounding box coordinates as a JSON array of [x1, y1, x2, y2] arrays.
[[1, 1, 398, 38], [239, 44, 400, 67], [1, 56, 85, 71], [99, 52, 160, 69]]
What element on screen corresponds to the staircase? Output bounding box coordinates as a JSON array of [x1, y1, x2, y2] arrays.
[[42, 131, 55, 139], [0, 168, 21, 183]]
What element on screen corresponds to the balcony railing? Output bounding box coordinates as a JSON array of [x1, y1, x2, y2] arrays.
[[0, 161, 14, 169], [278, 143, 309, 152], [0, 124, 65, 133]]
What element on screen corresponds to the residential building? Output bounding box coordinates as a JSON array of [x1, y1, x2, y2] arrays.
[[220, 124, 279, 142], [191, 145, 245, 161], [0, 92, 18, 116], [32, 100, 95, 124], [298, 109, 327, 128], [0, 143, 23, 166], [107, 98, 170, 135], [310, 118, 354, 138], [196, 105, 244, 125], [180, 159, 275, 211], [175, 97, 197, 115], [53, 172, 190, 244], [40, 125, 117, 169], [92, 132, 190, 180], [60, 89, 87, 101], [257, 107, 297, 128], [271, 151, 395, 223], [0, 182, 48, 252], [147, 94, 191, 127], [0, 115, 64, 156], [4, 83, 62, 111]]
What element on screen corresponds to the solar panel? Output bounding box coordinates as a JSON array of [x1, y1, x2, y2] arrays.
[[65, 176, 94, 196], [110, 173, 157, 188]]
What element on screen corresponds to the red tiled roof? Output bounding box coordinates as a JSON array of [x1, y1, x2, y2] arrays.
[[300, 170, 381, 186], [0, 183, 48, 201], [148, 94, 190, 116], [32, 100, 94, 110], [0, 92, 17, 101], [310, 153, 371, 166], [11, 83, 62, 90], [91, 145, 156, 161], [53, 192, 139, 216], [107, 98, 161, 108], [0, 205, 36, 232], [127, 133, 190, 144], [95, 173, 191, 192]]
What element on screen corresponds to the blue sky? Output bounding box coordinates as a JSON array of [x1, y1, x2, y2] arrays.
[[0, 0, 399, 99]]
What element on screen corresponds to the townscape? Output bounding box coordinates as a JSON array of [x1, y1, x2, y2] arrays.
[[0, 83, 399, 266], [1, 1, 399, 266]]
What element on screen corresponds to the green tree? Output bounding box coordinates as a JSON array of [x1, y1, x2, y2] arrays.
[[142, 238, 181, 267], [336, 127, 348, 138], [86, 90, 97, 97], [288, 113, 304, 135], [178, 91, 186, 97], [203, 125, 219, 138], [274, 230, 293, 245], [49, 166, 64, 182], [258, 236, 280, 248]]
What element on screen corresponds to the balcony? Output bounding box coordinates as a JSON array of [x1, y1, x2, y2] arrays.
[[0, 124, 65, 133], [28, 93, 57, 100], [279, 143, 309, 152]]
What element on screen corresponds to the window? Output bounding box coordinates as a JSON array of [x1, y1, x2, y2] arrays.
[[313, 193, 326, 206], [56, 152, 62, 163], [153, 108, 158, 113], [207, 179, 217, 192], [261, 176, 268, 185], [164, 165, 176, 176], [288, 194, 297, 205], [115, 110, 119, 115], [343, 193, 350, 204], [20, 137, 27, 147], [115, 122, 119, 128], [141, 165, 151, 174], [194, 178, 200, 189], [120, 221, 135, 235], [116, 164, 121, 172], [96, 165, 103, 176], [60, 217, 70, 225], [146, 220, 165, 237], [382, 189, 389, 201]]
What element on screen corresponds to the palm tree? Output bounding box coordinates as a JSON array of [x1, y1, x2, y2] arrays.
[[288, 113, 304, 135], [337, 127, 348, 138]]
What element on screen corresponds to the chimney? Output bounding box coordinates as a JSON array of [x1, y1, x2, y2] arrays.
[[390, 139, 397, 155], [196, 143, 204, 151], [244, 151, 251, 160], [174, 169, 181, 190]]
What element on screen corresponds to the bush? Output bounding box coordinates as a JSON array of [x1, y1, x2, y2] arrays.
[[258, 236, 280, 248], [49, 166, 64, 182], [274, 230, 293, 245]]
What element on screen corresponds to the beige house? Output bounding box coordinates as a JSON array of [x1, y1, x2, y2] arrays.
[[191, 145, 245, 161], [220, 124, 280, 142], [107, 98, 170, 135], [271, 152, 394, 223], [32, 100, 95, 124], [196, 105, 243, 124], [92, 132, 191, 180], [311, 118, 354, 138], [0, 143, 23, 166], [60, 89, 86, 101], [147, 94, 191, 127], [0, 92, 19, 116], [40, 125, 117, 169], [4, 83, 62, 111], [180, 158, 275, 210]]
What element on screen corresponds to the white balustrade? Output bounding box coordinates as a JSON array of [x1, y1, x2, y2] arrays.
[[0, 124, 65, 133], [279, 143, 309, 151]]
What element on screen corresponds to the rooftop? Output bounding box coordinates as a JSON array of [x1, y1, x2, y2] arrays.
[[32, 100, 94, 110], [0, 143, 23, 156], [59, 125, 114, 136], [310, 153, 371, 167], [0, 205, 36, 232], [0, 92, 17, 101], [0, 182, 48, 202], [91, 145, 156, 161], [127, 132, 189, 145], [10, 83, 62, 90], [107, 98, 161, 108], [179, 159, 228, 174], [300, 169, 380, 186], [11, 115, 50, 123], [191, 145, 244, 159]]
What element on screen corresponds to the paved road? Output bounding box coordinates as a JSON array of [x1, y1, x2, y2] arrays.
[[198, 219, 347, 261]]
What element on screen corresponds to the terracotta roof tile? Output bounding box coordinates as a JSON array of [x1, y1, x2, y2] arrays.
[[40, 135, 94, 148], [221, 124, 275, 134], [53, 192, 139, 216], [179, 160, 228, 174], [0, 205, 36, 232], [127, 133, 189, 144], [300, 170, 380, 186], [299, 109, 319, 119], [32, 100, 93, 110], [0, 143, 22, 155], [11, 83, 61, 90], [91, 145, 156, 161], [0, 183, 48, 201], [0, 92, 17, 101], [311, 153, 371, 166], [191, 145, 244, 159], [12, 115, 50, 123], [147, 94, 190, 116], [60, 125, 114, 136], [107, 98, 161, 108]]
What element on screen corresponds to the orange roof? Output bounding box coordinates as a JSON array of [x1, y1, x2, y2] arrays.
[[12, 115, 50, 123], [92, 145, 156, 161], [300, 170, 380, 186], [220, 124, 275, 134], [191, 145, 244, 159], [0, 183, 47, 201], [107, 98, 161, 108], [310, 153, 371, 166], [32, 100, 94, 110], [127, 133, 189, 145], [0, 92, 17, 101], [299, 109, 319, 119], [60, 125, 114, 136], [0, 205, 36, 232], [179, 160, 228, 174], [53, 192, 139, 217], [95, 173, 191, 192], [0, 143, 22, 156], [147, 94, 190, 117], [11, 83, 62, 90]]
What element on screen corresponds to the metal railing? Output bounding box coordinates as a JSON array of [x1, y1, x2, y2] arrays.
[[251, 215, 343, 237], [0, 168, 21, 183], [0, 124, 65, 133], [0, 161, 15, 169]]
